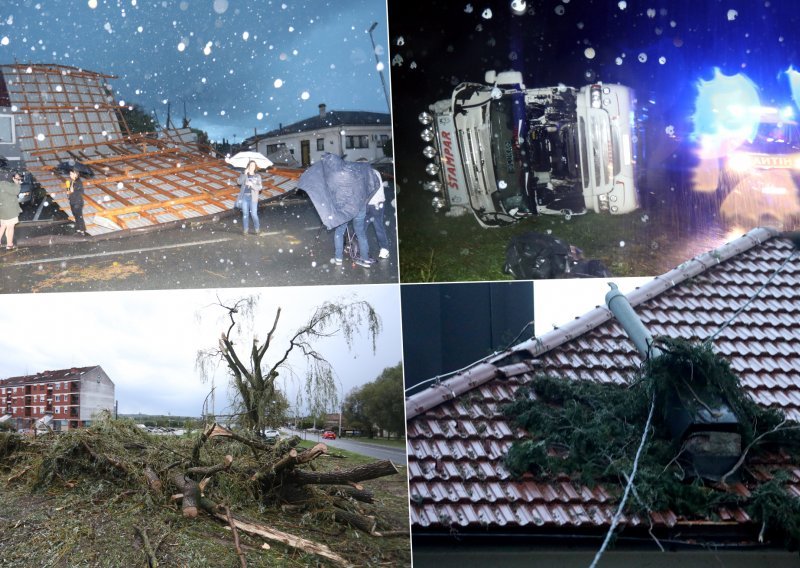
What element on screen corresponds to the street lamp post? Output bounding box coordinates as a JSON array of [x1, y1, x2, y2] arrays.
[[367, 22, 391, 112], [337, 379, 344, 438]]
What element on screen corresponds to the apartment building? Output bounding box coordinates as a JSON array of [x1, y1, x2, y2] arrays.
[[0, 366, 115, 431]]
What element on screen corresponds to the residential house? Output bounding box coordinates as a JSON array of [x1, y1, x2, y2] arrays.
[[246, 104, 391, 167], [0, 366, 115, 431], [406, 227, 800, 567]]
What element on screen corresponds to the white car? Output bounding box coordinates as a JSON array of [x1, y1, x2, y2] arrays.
[[263, 429, 280, 440]]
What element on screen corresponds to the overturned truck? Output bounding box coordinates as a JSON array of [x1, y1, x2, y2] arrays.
[[419, 70, 640, 227], [0, 63, 300, 236]]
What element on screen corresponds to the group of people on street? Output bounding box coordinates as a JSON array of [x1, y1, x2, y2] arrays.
[[238, 154, 393, 268], [0, 170, 23, 250], [5, 155, 392, 261], [0, 165, 86, 249]]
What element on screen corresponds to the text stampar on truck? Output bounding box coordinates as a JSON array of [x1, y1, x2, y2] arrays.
[[418, 70, 640, 228]]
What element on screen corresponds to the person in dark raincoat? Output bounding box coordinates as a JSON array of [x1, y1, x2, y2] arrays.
[[298, 153, 380, 268], [66, 168, 87, 234]]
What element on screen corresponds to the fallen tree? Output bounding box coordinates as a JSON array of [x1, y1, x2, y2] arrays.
[[2, 417, 408, 567]]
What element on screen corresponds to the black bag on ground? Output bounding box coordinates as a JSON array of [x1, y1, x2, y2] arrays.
[[503, 232, 571, 279], [569, 258, 612, 278]]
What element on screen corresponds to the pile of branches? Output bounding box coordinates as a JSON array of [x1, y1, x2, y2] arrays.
[[3, 416, 403, 567], [503, 337, 800, 545]]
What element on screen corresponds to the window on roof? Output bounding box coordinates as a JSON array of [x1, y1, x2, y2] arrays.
[[316, 138, 325, 151], [0, 115, 14, 145], [345, 135, 369, 149]]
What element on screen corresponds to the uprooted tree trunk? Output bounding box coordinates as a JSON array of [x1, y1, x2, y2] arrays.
[[160, 422, 401, 564], [202, 423, 399, 534]]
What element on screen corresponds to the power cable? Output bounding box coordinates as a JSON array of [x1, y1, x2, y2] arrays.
[[703, 248, 797, 345], [403, 321, 534, 395]]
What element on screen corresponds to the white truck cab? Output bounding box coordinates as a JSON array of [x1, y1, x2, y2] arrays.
[[419, 70, 639, 227]]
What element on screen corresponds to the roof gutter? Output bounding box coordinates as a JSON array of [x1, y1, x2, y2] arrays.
[[405, 227, 779, 420]]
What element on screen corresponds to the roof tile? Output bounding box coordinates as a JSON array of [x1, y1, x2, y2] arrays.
[[408, 230, 800, 539]]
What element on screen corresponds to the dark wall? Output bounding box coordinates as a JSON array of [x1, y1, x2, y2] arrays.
[[401, 281, 533, 390]]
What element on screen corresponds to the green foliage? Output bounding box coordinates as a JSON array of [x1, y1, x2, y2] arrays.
[[502, 337, 800, 544], [747, 471, 800, 548], [343, 363, 404, 438], [504, 377, 651, 486]]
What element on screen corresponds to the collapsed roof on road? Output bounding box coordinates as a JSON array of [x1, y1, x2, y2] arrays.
[[0, 63, 300, 236]]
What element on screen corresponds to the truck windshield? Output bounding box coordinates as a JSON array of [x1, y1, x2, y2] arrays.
[[489, 94, 530, 213]]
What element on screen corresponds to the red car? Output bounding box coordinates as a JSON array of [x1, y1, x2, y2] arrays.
[[322, 430, 336, 439]]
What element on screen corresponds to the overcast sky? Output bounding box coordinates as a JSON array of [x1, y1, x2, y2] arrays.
[[533, 276, 654, 337], [0, 0, 391, 142], [0, 283, 401, 418]]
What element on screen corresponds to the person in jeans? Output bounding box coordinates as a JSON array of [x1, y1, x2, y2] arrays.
[[366, 169, 390, 259], [333, 203, 372, 268], [237, 160, 262, 235]]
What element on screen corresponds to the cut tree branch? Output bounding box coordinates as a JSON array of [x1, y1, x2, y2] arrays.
[[287, 460, 399, 486]]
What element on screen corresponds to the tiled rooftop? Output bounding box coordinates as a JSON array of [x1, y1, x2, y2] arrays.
[[406, 227, 800, 539], [0, 366, 99, 386]]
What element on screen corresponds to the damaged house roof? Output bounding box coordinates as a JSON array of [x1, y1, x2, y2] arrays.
[[0, 366, 105, 387], [406, 227, 800, 544], [0, 63, 300, 236]]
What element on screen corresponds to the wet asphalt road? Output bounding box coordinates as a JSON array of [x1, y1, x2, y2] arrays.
[[0, 194, 399, 294], [289, 429, 406, 464]]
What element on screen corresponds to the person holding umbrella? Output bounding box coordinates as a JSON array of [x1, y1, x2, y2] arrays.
[[66, 168, 87, 235], [236, 160, 263, 235]]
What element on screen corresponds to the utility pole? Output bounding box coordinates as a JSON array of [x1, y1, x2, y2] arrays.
[[367, 22, 391, 112]]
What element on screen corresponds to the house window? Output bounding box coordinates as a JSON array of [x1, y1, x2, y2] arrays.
[[345, 135, 369, 149], [55, 395, 60, 402], [266, 143, 286, 154], [316, 138, 325, 151], [379, 134, 389, 146]]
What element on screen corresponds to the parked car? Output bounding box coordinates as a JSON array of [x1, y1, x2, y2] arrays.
[[263, 429, 280, 440], [322, 430, 336, 440]]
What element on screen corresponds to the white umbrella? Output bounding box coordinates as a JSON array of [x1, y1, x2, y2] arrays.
[[225, 151, 274, 170]]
